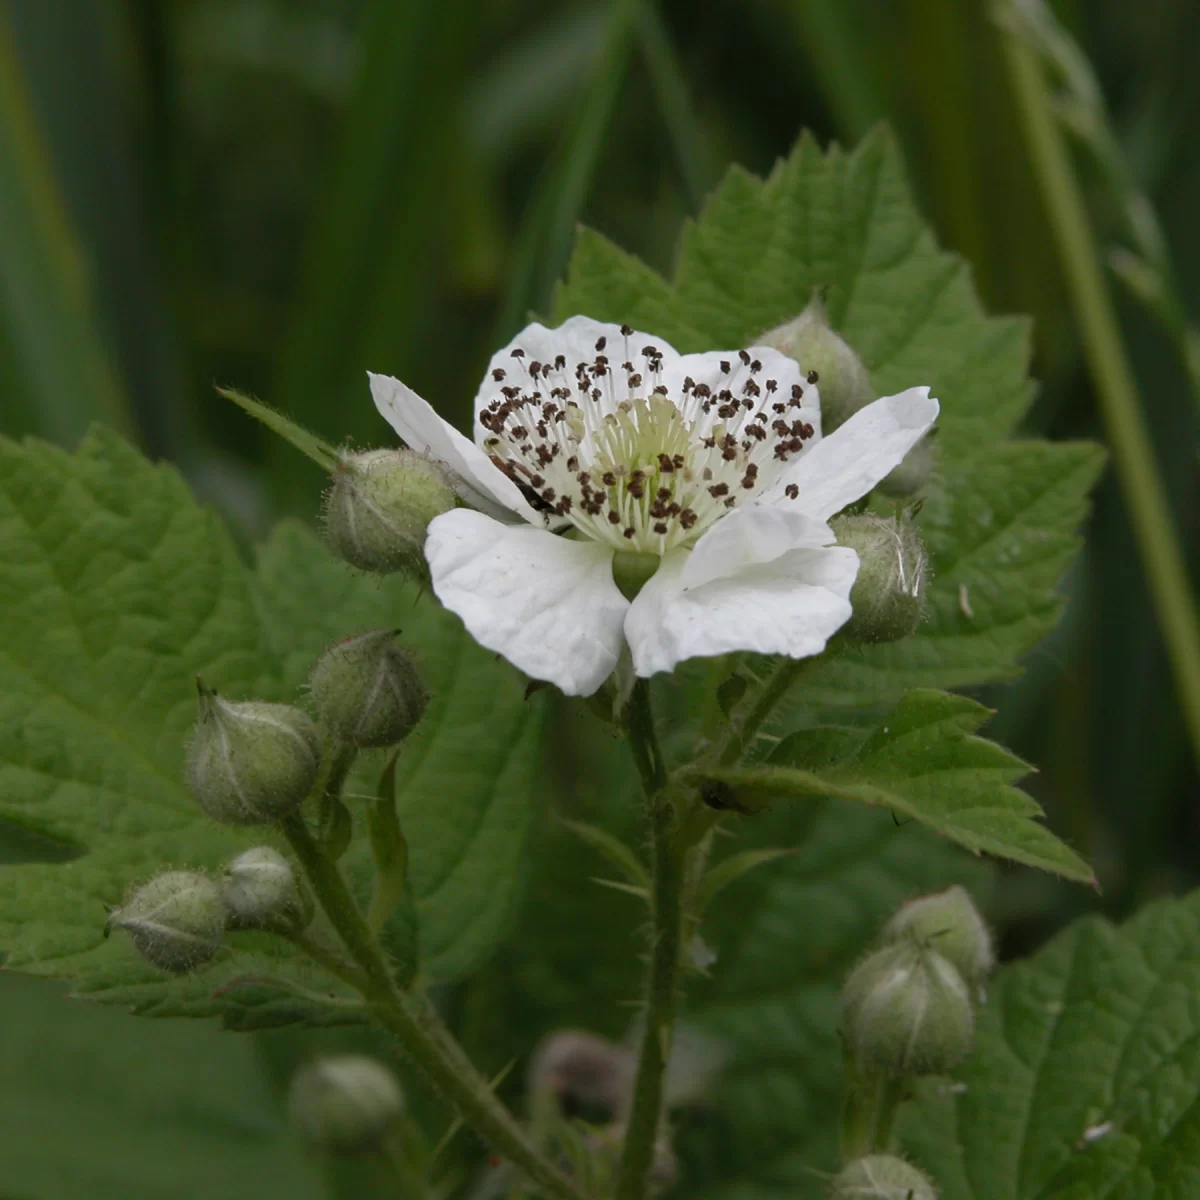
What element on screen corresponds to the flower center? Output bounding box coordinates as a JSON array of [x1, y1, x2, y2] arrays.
[[478, 327, 816, 554]]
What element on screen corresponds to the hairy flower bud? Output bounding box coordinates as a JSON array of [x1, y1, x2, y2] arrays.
[[883, 885, 994, 995], [309, 631, 428, 747], [323, 449, 456, 576], [186, 685, 321, 826], [106, 870, 225, 974], [222, 846, 311, 931], [841, 942, 973, 1077], [831, 514, 927, 643], [832, 1155, 938, 1200], [877, 432, 935, 498], [757, 291, 873, 433], [288, 1056, 404, 1155]]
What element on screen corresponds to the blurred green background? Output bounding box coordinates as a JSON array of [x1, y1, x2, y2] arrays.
[[1, 0, 1198, 1196]]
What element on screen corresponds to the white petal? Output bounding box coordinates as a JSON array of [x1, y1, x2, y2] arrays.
[[472, 316, 684, 432], [369, 372, 544, 525], [425, 509, 628, 697], [625, 543, 858, 679], [761, 387, 939, 518], [680, 505, 836, 591]]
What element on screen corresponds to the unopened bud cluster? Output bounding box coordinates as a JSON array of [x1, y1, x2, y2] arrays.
[[832, 514, 928, 644], [840, 886, 993, 1081], [323, 448, 456, 576], [106, 846, 307, 973], [110, 625, 429, 974]]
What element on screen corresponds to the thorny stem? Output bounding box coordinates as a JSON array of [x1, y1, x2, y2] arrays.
[[998, 13, 1200, 773], [616, 680, 685, 1200], [280, 814, 585, 1200]]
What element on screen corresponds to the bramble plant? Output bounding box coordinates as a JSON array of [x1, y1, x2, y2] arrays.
[[5, 128, 1199, 1200]]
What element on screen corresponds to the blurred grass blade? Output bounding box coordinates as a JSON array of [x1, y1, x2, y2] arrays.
[[494, 0, 640, 340], [998, 0, 1200, 417], [270, 0, 473, 514], [0, 18, 132, 444], [636, 4, 711, 212], [996, 1, 1200, 771]]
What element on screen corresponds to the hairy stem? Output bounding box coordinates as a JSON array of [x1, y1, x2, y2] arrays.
[[840, 1065, 905, 1161], [616, 681, 684, 1200], [280, 815, 584, 1200], [998, 18, 1200, 772]]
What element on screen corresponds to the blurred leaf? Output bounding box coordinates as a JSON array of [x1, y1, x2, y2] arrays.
[[902, 888, 1200, 1199], [0, 19, 132, 444], [554, 130, 1104, 708], [0, 973, 325, 1200], [700, 690, 1093, 881], [0, 429, 543, 1022]]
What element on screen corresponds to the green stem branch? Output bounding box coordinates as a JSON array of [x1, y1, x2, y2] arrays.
[[616, 682, 683, 1200], [280, 815, 584, 1200], [998, 15, 1200, 771]]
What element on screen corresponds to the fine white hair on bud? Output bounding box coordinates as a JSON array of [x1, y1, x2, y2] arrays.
[[831, 513, 928, 644], [185, 683, 321, 826], [757, 290, 874, 434], [840, 941, 974, 1078], [221, 846, 311, 931], [309, 630, 428, 748], [883, 885, 995, 997], [288, 1056, 404, 1155], [323, 448, 457, 576], [105, 870, 226, 974], [832, 1154, 939, 1200]]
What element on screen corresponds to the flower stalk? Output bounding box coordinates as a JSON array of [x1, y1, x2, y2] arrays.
[[616, 680, 685, 1200], [279, 814, 585, 1200]]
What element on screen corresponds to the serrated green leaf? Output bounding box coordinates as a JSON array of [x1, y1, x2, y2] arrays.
[[553, 130, 1105, 707], [900, 890, 1200, 1200], [696, 690, 1093, 882], [0, 428, 543, 1024]]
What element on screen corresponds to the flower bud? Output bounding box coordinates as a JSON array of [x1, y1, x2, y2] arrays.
[[832, 1155, 938, 1200], [757, 292, 873, 432], [186, 685, 321, 826], [222, 846, 312, 931], [288, 1056, 404, 1155], [323, 449, 456, 576], [831, 514, 927, 643], [309, 631, 428, 748], [106, 870, 225, 974], [841, 942, 973, 1077], [883, 885, 994, 995], [877, 432, 935, 498]]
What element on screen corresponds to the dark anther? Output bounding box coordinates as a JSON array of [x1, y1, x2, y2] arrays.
[[620, 323, 633, 336], [492, 368, 506, 381], [607, 511, 621, 525], [720, 360, 731, 373], [806, 369, 819, 384], [785, 484, 799, 499], [738, 349, 751, 365], [653, 521, 669, 535], [595, 336, 607, 351], [750, 359, 762, 373], [511, 348, 526, 359]]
